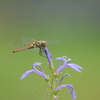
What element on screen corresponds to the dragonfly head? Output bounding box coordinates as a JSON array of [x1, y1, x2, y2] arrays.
[[41, 41, 47, 47]]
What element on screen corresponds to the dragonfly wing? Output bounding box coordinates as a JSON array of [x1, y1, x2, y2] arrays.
[[29, 47, 39, 52], [21, 37, 36, 44], [46, 39, 59, 45], [12, 43, 26, 50]]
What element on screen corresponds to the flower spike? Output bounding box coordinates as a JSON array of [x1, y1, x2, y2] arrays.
[[20, 48, 83, 100]]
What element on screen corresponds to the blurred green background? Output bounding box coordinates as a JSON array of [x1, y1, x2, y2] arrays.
[[0, 0, 100, 100]]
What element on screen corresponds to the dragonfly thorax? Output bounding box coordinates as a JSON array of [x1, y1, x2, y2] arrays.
[[33, 41, 47, 48]]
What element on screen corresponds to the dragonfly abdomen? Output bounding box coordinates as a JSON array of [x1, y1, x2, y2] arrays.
[[12, 45, 34, 53]]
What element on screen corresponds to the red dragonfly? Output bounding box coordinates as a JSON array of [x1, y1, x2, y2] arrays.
[[12, 37, 58, 56]]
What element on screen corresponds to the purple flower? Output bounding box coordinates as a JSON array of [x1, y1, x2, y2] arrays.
[[58, 73, 70, 86], [56, 84, 76, 100], [56, 56, 83, 74], [20, 62, 48, 80], [44, 48, 52, 65]]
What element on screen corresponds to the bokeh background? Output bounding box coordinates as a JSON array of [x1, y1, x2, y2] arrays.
[[0, 0, 100, 100]]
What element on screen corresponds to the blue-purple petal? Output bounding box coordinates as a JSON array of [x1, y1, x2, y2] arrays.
[[56, 56, 68, 69], [67, 64, 83, 72], [34, 69, 47, 79], [31, 62, 47, 78], [44, 48, 52, 65], [32, 62, 42, 68], [68, 64, 83, 69], [56, 84, 76, 99], [68, 87, 76, 99], [56, 56, 67, 64], [20, 69, 47, 80], [57, 63, 67, 73], [20, 70, 35, 80], [66, 58, 72, 63], [32, 62, 43, 71], [56, 57, 65, 60], [57, 63, 83, 73]]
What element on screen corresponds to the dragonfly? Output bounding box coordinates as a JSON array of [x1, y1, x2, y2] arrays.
[[12, 37, 58, 56]]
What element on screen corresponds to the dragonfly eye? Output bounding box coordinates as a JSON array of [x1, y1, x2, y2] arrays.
[[42, 41, 46, 44]]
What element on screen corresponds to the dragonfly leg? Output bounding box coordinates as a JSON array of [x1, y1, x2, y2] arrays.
[[39, 48, 46, 57]]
